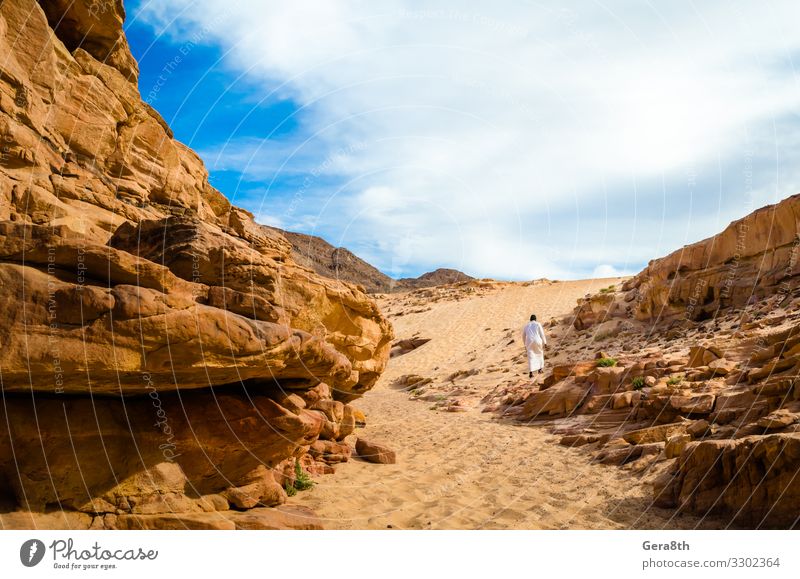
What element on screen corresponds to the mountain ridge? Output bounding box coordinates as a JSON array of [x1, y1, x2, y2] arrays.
[[270, 227, 473, 293]]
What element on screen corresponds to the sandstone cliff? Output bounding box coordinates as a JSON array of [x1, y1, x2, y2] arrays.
[[572, 194, 800, 330], [0, 0, 392, 529], [486, 195, 800, 528]]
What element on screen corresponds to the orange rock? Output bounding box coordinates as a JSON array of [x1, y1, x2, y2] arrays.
[[656, 434, 800, 527], [0, 0, 393, 529], [355, 438, 397, 464]]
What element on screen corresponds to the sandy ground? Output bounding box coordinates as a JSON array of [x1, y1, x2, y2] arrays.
[[294, 278, 714, 529]]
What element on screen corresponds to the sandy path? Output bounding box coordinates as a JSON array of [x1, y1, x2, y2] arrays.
[[294, 278, 711, 529]]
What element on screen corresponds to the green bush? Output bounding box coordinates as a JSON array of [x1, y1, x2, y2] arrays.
[[284, 461, 315, 497], [631, 376, 646, 390], [666, 375, 684, 386], [293, 461, 315, 492], [596, 357, 618, 367], [599, 285, 616, 293]]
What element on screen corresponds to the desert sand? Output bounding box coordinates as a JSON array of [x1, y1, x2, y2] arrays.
[[295, 278, 716, 529]]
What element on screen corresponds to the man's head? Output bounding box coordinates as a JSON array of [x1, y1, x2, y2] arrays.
[[530, 314, 537, 321]]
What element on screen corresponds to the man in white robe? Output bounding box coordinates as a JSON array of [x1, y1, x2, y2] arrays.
[[522, 314, 547, 378]]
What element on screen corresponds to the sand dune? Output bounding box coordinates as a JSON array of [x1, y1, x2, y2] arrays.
[[295, 278, 716, 529]]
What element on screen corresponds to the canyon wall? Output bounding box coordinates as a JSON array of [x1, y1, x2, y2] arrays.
[[0, 0, 392, 529]]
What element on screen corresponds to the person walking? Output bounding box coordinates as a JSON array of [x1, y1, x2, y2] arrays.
[[523, 314, 547, 378]]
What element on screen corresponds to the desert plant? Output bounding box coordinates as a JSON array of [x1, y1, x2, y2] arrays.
[[599, 285, 616, 293], [284, 480, 297, 497], [596, 357, 618, 367], [293, 461, 315, 491], [631, 376, 646, 390], [666, 375, 684, 386]]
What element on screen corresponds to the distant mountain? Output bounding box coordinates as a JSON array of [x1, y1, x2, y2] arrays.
[[270, 228, 395, 293], [396, 268, 474, 290], [271, 228, 473, 293]]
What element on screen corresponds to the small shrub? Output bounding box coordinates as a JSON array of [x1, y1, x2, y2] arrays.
[[631, 376, 646, 390], [666, 375, 684, 386], [596, 357, 618, 367], [293, 461, 315, 492], [284, 461, 315, 496], [599, 285, 616, 294]]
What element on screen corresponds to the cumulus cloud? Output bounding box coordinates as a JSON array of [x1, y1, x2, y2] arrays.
[[135, 0, 800, 279]]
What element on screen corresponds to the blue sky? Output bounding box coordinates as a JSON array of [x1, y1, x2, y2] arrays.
[[126, 1, 800, 280]]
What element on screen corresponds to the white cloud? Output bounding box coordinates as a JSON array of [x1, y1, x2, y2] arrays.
[[136, 0, 800, 279], [592, 264, 633, 279]]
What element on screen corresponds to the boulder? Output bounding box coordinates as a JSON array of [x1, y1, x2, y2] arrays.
[[687, 419, 711, 438], [708, 358, 737, 376], [559, 434, 601, 447], [518, 379, 592, 419], [595, 442, 663, 466], [592, 366, 627, 395], [668, 394, 715, 415], [688, 346, 720, 368], [756, 410, 798, 431], [309, 440, 353, 464], [355, 438, 397, 464], [623, 423, 686, 445]]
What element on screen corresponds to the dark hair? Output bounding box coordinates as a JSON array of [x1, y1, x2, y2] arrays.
[[530, 314, 537, 321]]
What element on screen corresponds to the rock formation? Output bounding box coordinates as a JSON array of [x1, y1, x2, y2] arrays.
[[489, 305, 800, 527], [485, 196, 800, 527], [0, 0, 392, 529], [572, 194, 800, 330]]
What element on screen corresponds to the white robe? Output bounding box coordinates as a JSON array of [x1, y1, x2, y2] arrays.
[[523, 321, 547, 372]]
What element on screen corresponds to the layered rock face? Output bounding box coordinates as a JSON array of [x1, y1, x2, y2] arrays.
[[483, 196, 800, 528], [491, 313, 800, 527], [0, 0, 391, 529], [573, 194, 800, 329]]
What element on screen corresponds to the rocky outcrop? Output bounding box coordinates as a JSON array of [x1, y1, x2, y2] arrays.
[[108, 217, 391, 400], [355, 438, 397, 464], [530, 194, 800, 527], [572, 195, 800, 330], [654, 434, 800, 528], [1, 0, 233, 240], [491, 296, 800, 527], [0, 0, 392, 529], [628, 194, 800, 322]]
